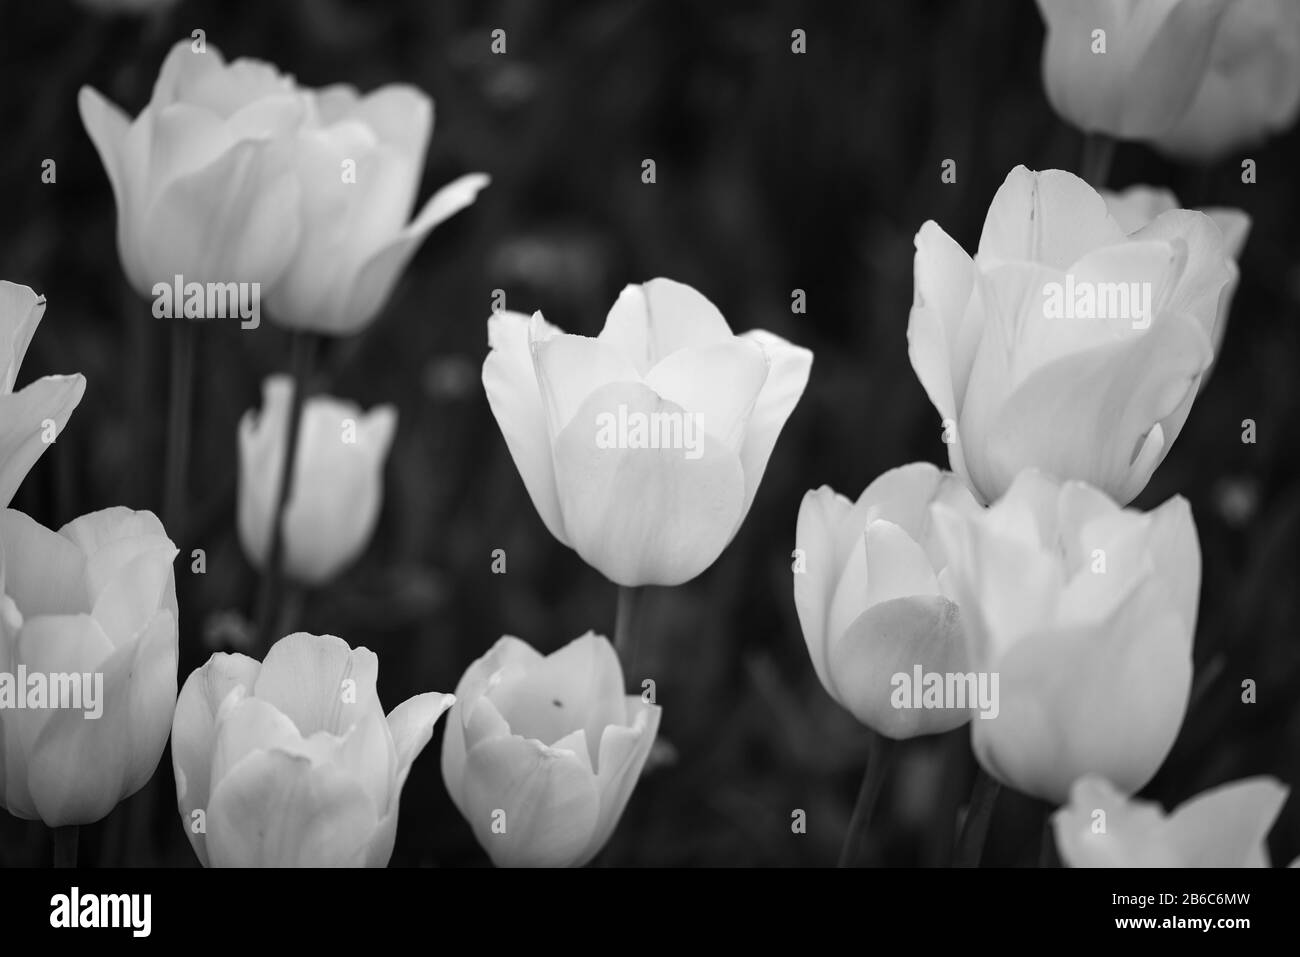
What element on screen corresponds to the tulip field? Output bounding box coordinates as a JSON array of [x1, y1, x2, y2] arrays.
[[0, 0, 1298, 912]]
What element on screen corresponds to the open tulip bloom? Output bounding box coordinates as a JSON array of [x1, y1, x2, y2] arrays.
[[1053, 774, 1289, 867], [932, 469, 1200, 804], [80, 39, 488, 333], [172, 632, 453, 867], [1037, 0, 1300, 160], [0, 283, 86, 508], [908, 165, 1236, 505], [441, 632, 661, 867], [0, 507, 178, 826], [794, 463, 982, 738], [483, 278, 812, 586]]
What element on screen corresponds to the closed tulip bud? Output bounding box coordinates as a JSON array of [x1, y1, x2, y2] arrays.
[[0, 506, 178, 826], [483, 278, 812, 586], [265, 85, 489, 335], [793, 463, 981, 738], [1101, 185, 1249, 363], [237, 376, 397, 586], [1035, 0, 1231, 140], [908, 166, 1234, 505], [1152, 0, 1300, 161], [1053, 775, 1289, 867], [79, 41, 307, 298], [932, 470, 1200, 804], [441, 633, 661, 867], [0, 283, 85, 507], [171, 632, 453, 866]]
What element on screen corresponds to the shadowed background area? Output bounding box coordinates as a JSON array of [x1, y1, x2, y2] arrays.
[[1, 0, 1298, 866]]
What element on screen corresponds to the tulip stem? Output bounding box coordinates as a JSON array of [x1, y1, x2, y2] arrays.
[[162, 319, 197, 539], [837, 733, 897, 867], [1080, 132, 1116, 189], [614, 585, 643, 670], [254, 332, 319, 649], [955, 769, 1001, 867], [52, 826, 79, 868]]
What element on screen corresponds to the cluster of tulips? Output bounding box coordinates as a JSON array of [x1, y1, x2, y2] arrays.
[[1, 0, 1298, 867]]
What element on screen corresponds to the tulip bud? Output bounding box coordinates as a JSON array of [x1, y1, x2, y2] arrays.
[[483, 278, 812, 586], [908, 166, 1234, 504], [79, 41, 307, 299], [171, 632, 453, 866], [0, 506, 178, 826], [1053, 774, 1289, 867], [237, 376, 396, 586], [1035, 0, 1231, 140], [0, 283, 86, 507], [793, 463, 981, 738], [441, 632, 661, 867], [933, 470, 1200, 804], [265, 85, 489, 335]]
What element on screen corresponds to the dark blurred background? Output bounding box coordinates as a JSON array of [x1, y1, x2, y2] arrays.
[[1, 0, 1297, 867]]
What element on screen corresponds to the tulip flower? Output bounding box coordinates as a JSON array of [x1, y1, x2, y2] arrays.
[[908, 165, 1234, 505], [483, 278, 812, 586], [265, 85, 489, 335], [1035, 0, 1231, 140], [441, 632, 661, 867], [1037, 0, 1300, 158], [1053, 774, 1289, 867], [172, 632, 453, 866], [1101, 185, 1248, 361], [1152, 0, 1300, 161], [79, 40, 307, 298], [0, 283, 86, 507], [237, 375, 397, 586], [932, 470, 1200, 804], [0, 506, 178, 826], [793, 463, 982, 738]]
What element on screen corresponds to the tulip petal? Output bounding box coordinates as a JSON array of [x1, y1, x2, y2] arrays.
[[172, 651, 261, 866], [827, 595, 970, 738], [551, 381, 746, 586], [963, 285, 1212, 504], [1131, 209, 1235, 342], [792, 487, 856, 693], [461, 733, 600, 867], [863, 519, 942, 607], [0, 282, 45, 391], [483, 311, 569, 545], [338, 172, 490, 335], [1052, 775, 1178, 867], [532, 331, 641, 436], [20, 610, 176, 826], [1164, 777, 1289, 867], [0, 508, 89, 617], [252, 632, 383, 735], [907, 221, 978, 426], [0, 375, 86, 509], [577, 696, 661, 865], [597, 278, 735, 374], [735, 329, 812, 514], [139, 138, 301, 289], [207, 748, 379, 867], [642, 338, 769, 451], [977, 167, 1126, 271]]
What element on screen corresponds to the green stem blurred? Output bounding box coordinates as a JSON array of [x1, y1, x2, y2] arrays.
[[614, 586, 643, 670], [162, 319, 197, 538], [955, 769, 1001, 867], [254, 332, 319, 649], [1080, 132, 1115, 189], [52, 825, 79, 868], [838, 733, 897, 867]]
